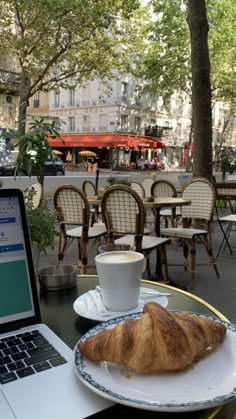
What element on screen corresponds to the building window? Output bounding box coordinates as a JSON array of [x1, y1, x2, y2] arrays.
[[33, 92, 40, 108], [134, 86, 142, 107], [82, 84, 90, 106], [135, 116, 141, 132], [82, 115, 90, 131], [164, 121, 171, 129], [68, 116, 75, 131], [68, 88, 75, 106], [54, 90, 60, 108], [121, 82, 128, 102], [99, 114, 108, 131], [176, 123, 182, 137], [121, 114, 128, 130], [177, 96, 184, 114]]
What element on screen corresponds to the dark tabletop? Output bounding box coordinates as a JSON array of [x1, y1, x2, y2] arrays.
[[39, 276, 231, 419]]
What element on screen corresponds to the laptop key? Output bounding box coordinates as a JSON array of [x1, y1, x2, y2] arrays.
[[8, 361, 25, 371], [27, 344, 53, 356], [33, 337, 49, 346], [0, 355, 11, 365], [0, 365, 8, 375], [0, 342, 7, 350], [3, 346, 20, 356], [34, 361, 52, 372], [50, 356, 67, 367], [16, 366, 35, 379], [11, 351, 28, 361], [0, 371, 17, 384], [18, 341, 34, 351], [7, 339, 22, 347], [24, 349, 60, 366]]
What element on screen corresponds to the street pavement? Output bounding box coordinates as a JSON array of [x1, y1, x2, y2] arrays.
[[39, 169, 236, 324]]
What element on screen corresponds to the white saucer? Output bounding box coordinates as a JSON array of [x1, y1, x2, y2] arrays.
[[73, 287, 168, 321]]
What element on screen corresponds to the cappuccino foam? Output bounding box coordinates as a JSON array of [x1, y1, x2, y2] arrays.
[[98, 251, 142, 264]]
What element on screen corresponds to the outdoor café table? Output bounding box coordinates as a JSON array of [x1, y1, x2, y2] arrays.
[[39, 275, 235, 419]]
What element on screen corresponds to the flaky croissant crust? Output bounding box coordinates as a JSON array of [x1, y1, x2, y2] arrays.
[[78, 302, 227, 373]]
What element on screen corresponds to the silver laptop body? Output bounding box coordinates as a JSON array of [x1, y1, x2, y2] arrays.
[[0, 188, 111, 419]]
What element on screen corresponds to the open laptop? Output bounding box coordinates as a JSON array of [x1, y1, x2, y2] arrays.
[[0, 188, 112, 419]]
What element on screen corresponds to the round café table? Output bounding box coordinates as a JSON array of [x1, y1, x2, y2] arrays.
[[39, 276, 235, 419]]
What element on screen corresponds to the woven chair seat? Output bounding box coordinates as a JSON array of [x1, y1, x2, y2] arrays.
[[160, 227, 208, 239], [115, 234, 170, 251], [66, 224, 106, 238]]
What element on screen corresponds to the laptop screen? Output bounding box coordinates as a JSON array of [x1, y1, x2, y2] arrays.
[[0, 189, 41, 333]]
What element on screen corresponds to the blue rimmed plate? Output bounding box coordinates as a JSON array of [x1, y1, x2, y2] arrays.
[[74, 312, 236, 412]]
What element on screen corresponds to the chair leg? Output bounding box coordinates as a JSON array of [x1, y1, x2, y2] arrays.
[[159, 246, 169, 283], [146, 254, 151, 278], [183, 241, 189, 271], [56, 232, 73, 268], [189, 240, 196, 289], [79, 239, 87, 274], [201, 236, 220, 279]]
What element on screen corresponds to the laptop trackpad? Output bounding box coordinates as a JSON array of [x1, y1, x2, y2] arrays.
[[0, 391, 17, 419]]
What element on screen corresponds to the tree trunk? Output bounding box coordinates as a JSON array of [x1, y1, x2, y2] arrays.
[[187, 0, 213, 180], [18, 70, 31, 137], [185, 119, 193, 172]]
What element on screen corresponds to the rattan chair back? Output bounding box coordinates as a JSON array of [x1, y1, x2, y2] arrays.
[[101, 185, 146, 236], [54, 185, 90, 226], [82, 180, 96, 197], [130, 181, 145, 198], [182, 177, 215, 222], [151, 180, 177, 198], [141, 177, 154, 197]]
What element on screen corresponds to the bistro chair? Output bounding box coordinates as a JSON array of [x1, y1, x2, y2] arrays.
[[141, 177, 154, 197], [131, 181, 153, 232], [151, 180, 182, 227], [160, 177, 220, 289], [130, 181, 145, 198], [54, 185, 106, 274], [82, 180, 100, 226], [101, 184, 170, 280]]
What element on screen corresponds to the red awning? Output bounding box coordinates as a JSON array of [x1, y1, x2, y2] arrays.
[[48, 133, 165, 149]]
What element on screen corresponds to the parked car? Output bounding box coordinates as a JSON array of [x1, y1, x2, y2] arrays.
[[0, 156, 65, 176]]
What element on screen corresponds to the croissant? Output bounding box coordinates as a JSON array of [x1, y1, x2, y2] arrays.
[[78, 302, 226, 373]]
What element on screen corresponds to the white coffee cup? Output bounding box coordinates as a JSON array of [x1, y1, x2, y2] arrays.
[[95, 251, 146, 312]]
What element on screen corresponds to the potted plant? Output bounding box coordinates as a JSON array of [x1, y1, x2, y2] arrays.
[[14, 116, 64, 194], [25, 190, 59, 272]]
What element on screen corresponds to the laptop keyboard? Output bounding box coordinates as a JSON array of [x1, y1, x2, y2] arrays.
[[0, 330, 67, 384]]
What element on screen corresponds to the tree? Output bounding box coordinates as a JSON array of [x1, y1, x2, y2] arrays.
[[187, 0, 213, 179], [128, 0, 235, 178], [0, 0, 139, 136]]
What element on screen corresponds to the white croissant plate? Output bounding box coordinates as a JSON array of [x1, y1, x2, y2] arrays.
[[74, 312, 236, 412], [73, 287, 168, 321]]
